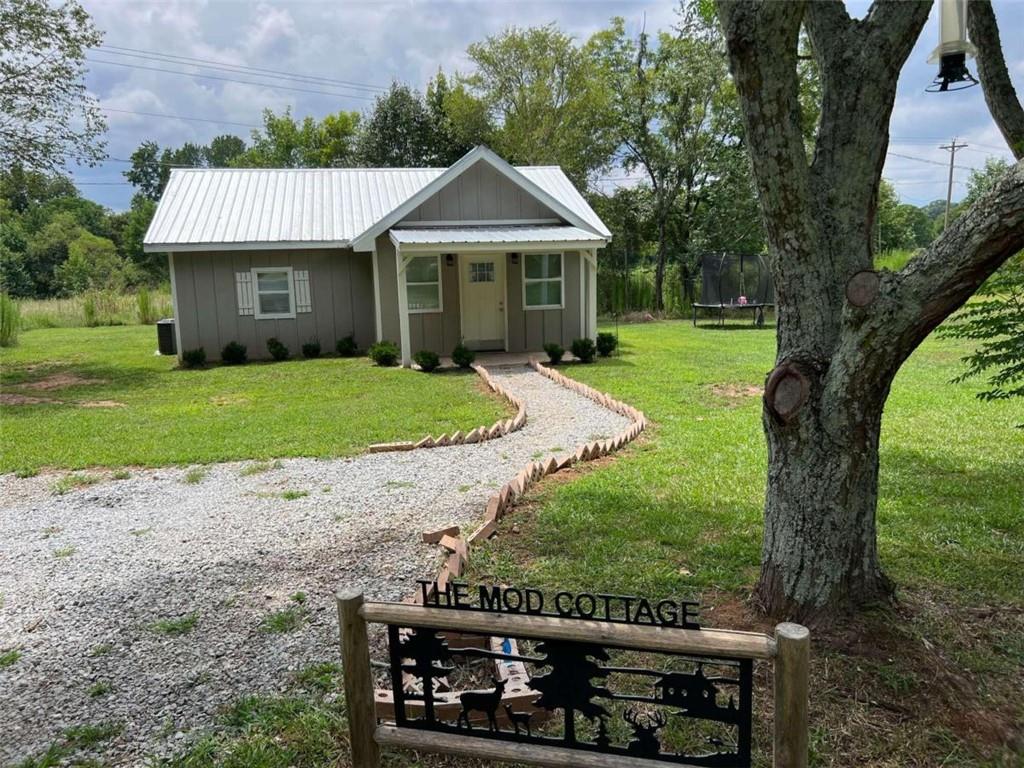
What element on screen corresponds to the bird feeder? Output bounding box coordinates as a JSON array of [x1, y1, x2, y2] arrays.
[[926, 0, 978, 92]]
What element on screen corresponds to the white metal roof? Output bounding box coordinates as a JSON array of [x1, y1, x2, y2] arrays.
[[144, 148, 610, 252], [390, 225, 605, 249]]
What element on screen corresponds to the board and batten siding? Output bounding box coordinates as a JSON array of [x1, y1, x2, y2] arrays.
[[400, 161, 559, 223], [172, 249, 375, 360], [506, 250, 584, 351]]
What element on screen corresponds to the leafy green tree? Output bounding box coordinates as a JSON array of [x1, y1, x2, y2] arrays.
[[465, 24, 616, 186], [424, 71, 493, 165], [0, 0, 106, 171], [205, 135, 247, 167], [119, 195, 163, 281], [591, 9, 736, 310], [54, 231, 129, 295], [356, 83, 432, 166], [24, 212, 83, 296], [237, 109, 359, 168]]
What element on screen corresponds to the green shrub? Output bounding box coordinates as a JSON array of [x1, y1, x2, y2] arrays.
[[221, 341, 247, 365], [414, 349, 441, 372], [301, 339, 321, 359], [336, 335, 359, 357], [451, 343, 475, 369], [83, 292, 96, 326], [543, 342, 564, 364], [368, 340, 400, 367], [596, 332, 618, 357], [137, 287, 158, 325], [181, 348, 206, 368], [0, 293, 20, 347], [571, 337, 597, 363], [266, 337, 290, 361]]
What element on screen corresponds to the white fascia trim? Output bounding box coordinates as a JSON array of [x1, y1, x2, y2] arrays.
[[394, 239, 606, 254], [143, 240, 351, 253], [351, 145, 604, 251], [394, 218, 562, 228]]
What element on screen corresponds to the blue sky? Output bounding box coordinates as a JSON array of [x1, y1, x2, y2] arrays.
[[74, 0, 1023, 211]]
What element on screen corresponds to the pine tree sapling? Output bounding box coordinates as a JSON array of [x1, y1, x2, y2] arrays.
[[544, 342, 565, 364], [266, 337, 290, 361], [301, 339, 322, 359], [221, 341, 247, 365], [596, 332, 618, 357], [571, 337, 597, 363], [413, 349, 441, 372], [451, 343, 476, 369], [368, 341, 400, 367]]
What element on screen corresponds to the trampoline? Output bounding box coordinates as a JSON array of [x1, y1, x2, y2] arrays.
[[692, 252, 775, 327]]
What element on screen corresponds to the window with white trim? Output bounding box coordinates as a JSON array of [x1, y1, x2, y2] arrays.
[[406, 255, 442, 312], [523, 253, 563, 309], [253, 267, 295, 319]]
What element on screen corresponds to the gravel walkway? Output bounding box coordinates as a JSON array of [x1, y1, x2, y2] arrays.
[[0, 365, 630, 766]]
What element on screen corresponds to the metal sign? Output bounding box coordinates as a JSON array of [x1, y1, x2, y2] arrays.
[[388, 584, 752, 766], [417, 579, 702, 629]]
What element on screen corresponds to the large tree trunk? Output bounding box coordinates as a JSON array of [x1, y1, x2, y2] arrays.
[[718, 0, 1024, 621], [759, 366, 892, 618]]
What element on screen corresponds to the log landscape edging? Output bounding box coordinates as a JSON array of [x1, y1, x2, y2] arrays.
[[368, 363, 526, 453]]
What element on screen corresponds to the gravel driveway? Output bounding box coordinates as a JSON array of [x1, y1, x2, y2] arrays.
[[0, 365, 630, 766]]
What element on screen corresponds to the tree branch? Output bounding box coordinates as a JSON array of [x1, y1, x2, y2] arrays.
[[968, 0, 1024, 160], [716, 1, 814, 259], [835, 160, 1024, 389]]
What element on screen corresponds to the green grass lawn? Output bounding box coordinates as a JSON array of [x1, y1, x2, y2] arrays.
[[0, 326, 508, 473]]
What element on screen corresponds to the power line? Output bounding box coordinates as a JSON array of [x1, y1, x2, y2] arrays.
[[96, 45, 389, 94], [886, 150, 972, 171], [86, 57, 377, 101], [100, 106, 261, 129]]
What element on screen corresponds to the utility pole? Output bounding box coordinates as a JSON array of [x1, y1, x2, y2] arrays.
[[940, 137, 968, 229]]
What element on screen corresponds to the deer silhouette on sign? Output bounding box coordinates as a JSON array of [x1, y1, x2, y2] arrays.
[[504, 705, 534, 736], [624, 708, 668, 758], [457, 678, 506, 732]]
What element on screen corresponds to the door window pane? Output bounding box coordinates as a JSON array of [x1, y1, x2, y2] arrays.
[[470, 262, 495, 283]]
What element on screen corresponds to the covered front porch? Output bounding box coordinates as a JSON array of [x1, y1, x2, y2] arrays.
[[387, 225, 603, 366]]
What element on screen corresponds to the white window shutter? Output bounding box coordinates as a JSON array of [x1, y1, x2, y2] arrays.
[[294, 269, 312, 313], [236, 272, 254, 316]]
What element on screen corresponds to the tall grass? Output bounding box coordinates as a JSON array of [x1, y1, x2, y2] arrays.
[[598, 264, 694, 317], [874, 248, 916, 272], [19, 290, 172, 331], [0, 292, 20, 346], [137, 287, 158, 325]]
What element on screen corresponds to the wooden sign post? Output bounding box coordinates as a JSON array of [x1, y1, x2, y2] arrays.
[[339, 589, 810, 768]]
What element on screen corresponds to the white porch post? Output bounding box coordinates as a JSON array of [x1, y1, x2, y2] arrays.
[[588, 248, 598, 340], [371, 244, 383, 342], [395, 243, 412, 366]]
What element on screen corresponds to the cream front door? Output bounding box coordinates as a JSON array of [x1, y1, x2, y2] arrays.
[[459, 254, 506, 350]]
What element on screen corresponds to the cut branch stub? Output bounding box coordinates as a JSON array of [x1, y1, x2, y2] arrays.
[[765, 363, 810, 423], [845, 270, 880, 308]]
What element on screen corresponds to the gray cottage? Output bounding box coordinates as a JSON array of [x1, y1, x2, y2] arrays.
[[144, 146, 611, 365]]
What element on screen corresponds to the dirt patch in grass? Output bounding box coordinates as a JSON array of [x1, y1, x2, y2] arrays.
[[79, 400, 125, 408], [1, 393, 60, 406], [707, 383, 762, 405], [19, 373, 107, 391]]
